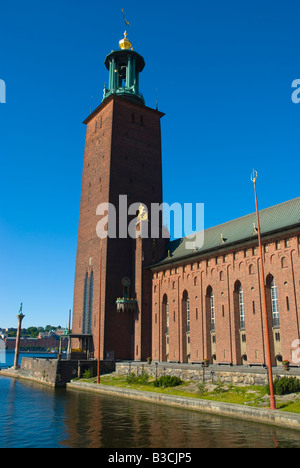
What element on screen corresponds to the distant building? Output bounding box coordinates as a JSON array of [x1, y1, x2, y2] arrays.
[[4, 333, 68, 351]]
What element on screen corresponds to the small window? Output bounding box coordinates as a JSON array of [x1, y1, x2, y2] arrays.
[[286, 296, 290, 311]]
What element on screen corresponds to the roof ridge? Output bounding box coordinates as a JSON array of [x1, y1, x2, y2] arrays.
[[168, 196, 300, 247]]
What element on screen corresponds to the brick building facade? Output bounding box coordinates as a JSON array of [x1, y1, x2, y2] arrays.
[[72, 35, 165, 361], [151, 199, 300, 367], [72, 33, 300, 367]]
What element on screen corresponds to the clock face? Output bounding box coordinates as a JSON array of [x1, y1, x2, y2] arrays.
[[122, 277, 131, 287]]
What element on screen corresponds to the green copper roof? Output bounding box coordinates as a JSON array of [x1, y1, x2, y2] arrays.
[[156, 197, 300, 266]]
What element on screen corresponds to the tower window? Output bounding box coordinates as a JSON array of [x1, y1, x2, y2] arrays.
[[82, 272, 89, 334], [82, 271, 93, 334]]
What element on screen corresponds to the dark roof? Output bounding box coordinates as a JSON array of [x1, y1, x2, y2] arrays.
[[155, 197, 300, 267]]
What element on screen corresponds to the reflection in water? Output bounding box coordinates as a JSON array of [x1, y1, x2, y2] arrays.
[[0, 377, 300, 448], [61, 389, 300, 449]]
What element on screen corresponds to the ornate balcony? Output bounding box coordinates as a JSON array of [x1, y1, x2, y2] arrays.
[[116, 296, 137, 313]]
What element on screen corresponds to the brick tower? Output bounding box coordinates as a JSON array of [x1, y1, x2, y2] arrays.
[[72, 30, 165, 361]]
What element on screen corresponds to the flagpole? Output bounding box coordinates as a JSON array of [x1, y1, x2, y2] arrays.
[[251, 170, 276, 410]]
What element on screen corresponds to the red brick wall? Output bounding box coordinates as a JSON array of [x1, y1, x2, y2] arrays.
[[72, 95, 165, 360], [152, 231, 300, 366]]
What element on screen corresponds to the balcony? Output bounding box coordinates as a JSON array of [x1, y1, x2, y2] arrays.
[[116, 297, 137, 313]]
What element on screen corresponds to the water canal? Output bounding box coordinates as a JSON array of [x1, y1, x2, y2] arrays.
[[1, 373, 300, 448]]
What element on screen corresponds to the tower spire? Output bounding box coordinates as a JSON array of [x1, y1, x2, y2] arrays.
[[102, 13, 145, 105], [120, 9, 132, 50]]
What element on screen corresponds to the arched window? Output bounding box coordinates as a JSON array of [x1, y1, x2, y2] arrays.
[[210, 290, 215, 331], [162, 294, 169, 362], [162, 294, 169, 334], [239, 285, 245, 329], [270, 276, 280, 327], [186, 296, 190, 333]]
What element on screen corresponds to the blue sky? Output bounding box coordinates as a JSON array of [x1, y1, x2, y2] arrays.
[[0, 0, 299, 328]]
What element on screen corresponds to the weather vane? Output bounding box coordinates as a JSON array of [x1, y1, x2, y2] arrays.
[[122, 9, 130, 28], [119, 9, 132, 49]]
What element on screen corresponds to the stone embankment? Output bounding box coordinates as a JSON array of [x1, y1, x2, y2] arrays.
[[67, 379, 300, 432], [115, 361, 300, 386]]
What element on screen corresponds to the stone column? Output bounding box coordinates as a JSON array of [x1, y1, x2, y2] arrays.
[[14, 304, 25, 369]]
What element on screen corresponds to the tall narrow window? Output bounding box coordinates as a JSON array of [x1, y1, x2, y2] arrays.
[[210, 291, 215, 331], [239, 286, 245, 329], [82, 272, 89, 334], [87, 271, 94, 334], [271, 276, 280, 327], [186, 297, 190, 333], [166, 300, 169, 334]]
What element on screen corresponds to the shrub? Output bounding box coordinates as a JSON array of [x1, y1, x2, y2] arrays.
[[267, 376, 300, 395], [153, 375, 183, 388], [213, 379, 227, 394], [82, 369, 92, 379], [126, 370, 150, 385], [197, 382, 207, 396]]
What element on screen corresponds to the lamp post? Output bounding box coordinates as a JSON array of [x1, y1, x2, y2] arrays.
[[14, 303, 25, 369], [251, 170, 276, 410]]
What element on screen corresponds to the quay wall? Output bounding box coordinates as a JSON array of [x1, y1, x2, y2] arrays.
[[115, 361, 300, 386], [67, 380, 300, 432], [0, 358, 113, 387]]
